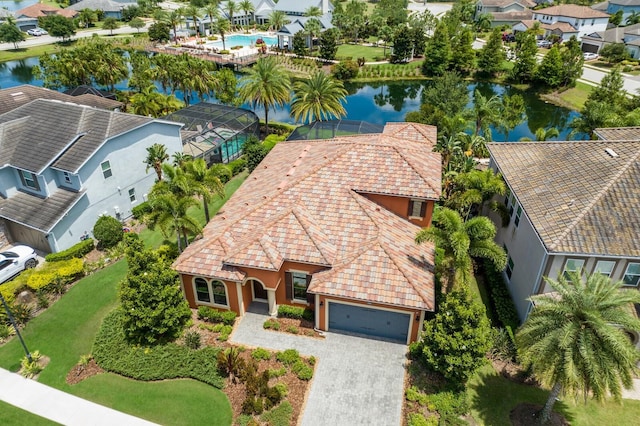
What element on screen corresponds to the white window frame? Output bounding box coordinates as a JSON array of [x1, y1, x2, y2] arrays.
[[193, 277, 229, 307], [594, 260, 615, 277], [514, 205, 523, 227], [128, 188, 136, 203], [563, 258, 585, 280], [101, 161, 113, 179], [20, 170, 38, 189], [622, 263, 640, 287], [291, 271, 308, 303], [63, 171, 72, 184]]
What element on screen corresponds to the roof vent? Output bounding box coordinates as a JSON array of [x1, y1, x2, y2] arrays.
[[605, 148, 619, 158]]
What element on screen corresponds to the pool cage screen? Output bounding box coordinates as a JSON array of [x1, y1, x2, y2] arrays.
[[164, 103, 259, 165], [287, 120, 385, 141]]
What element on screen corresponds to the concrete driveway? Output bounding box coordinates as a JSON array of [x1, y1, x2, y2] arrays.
[[231, 305, 408, 426]]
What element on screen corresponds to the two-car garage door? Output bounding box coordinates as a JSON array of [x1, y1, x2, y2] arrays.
[[328, 302, 411, 343]]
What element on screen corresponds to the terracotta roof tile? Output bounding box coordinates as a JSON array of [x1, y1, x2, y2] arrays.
[[534, 5, 609, 19]]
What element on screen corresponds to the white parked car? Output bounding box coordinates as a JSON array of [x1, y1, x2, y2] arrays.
[[27, 28, 48, 36], [0, 245, 38, 284], [583, 52, 599, 61]]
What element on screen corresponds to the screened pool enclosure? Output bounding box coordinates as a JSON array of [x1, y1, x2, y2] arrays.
[[287, 120, 384, 141], [164, 103, 259, 165]]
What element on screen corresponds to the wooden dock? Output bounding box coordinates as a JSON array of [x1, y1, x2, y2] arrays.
[[146, 45, 260, 70]]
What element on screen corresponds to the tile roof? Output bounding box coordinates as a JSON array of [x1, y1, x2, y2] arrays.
[[0, 99, 155, 173], [0, 188, 84, 232], [543, 22, 578, 32], [479, 0, 535, 7], [16, 3, 77, 18], [488, 140, 640, 257], [0, 85, 122, 116], [492, 10, 534, 21], [534, 5, 609, 19], [595, 127, 640, 140], [174, 123, 440, 310]]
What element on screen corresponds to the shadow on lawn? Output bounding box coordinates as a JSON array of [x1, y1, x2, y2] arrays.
[[469, 369, 575, 425]]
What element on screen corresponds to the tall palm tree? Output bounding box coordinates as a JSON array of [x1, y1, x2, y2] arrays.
[[445, 168, 506, 219], [415, 207, 506, 291], [165, 9, 184, 40], [144, 143, 169, 181], [291, 71, 347, 124], [304, 18, 322, 52], [225, 0, 238, 27], [470, 89, 502, 140], [184, 5, 202, 36], [268, 10, 289, 32], [534, 126, 559, 141], [304, 6, 322, 17], [186, 158, 225, 223], [239, 56, 291, 134], [517, 272, 640, 425], [147, 190, 201, 252], [172, 152, 193, 169], [238, 0, 255, 26], [216, 17, 230, 50], [204, 2, 219, 36]]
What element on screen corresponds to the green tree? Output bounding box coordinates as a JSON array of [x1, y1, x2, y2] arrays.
[[471, 89, 502, 140], [475, 12, 493, 31], [144, 143, 170, 181], [304, 18, 322, 53], [445, 168, 506, 219], [130, 17, 145, 33], [536, 45, 564, 88], [225, 0, 239, 26], [391, 26, 413, 63], [627, 10, 640, 25], [610, 9, 623, 26], [243, 136, 269, 172], [239, 56, 291, 134], [477, 28, 506, 76], [119, 236, 192, 345], [93, 215, 124, 249], [422, 21, 450, 76], [130, 85, 184, 117], [510, 30, 538, 83], [499, 94, 526, 140], [268, 10, 289, 32], [532, 127, 559, 141], [560, 36, 584, 88], [239, 0, 255, 25], [599, 43, 630, 64], [415, 207, 506, 289], [38, 15, 76, 41], [319, 27, 340, 60], [291, 71, 347, 123], [412, 285, 492, 386], [185, 158, 225, 222], [292, 30, 308, 56], [0, 22, 25, 49], [304, 5, 322, 17], [148, 22, 170, 42], [410, 26, 426, 57], [517, 272, 640, 424], [204, 2, 219, 36], [184, 5, 201, 35], [102, 17, 120, 36], [216, 17, 230, 50], [449, 26, 475, 75], [78, 8, 96, 28]]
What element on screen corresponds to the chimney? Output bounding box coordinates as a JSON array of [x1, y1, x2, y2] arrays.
[[322, 0, 329, 14]]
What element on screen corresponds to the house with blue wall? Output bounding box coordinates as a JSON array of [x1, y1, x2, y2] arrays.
[[0, 99, 183, 253]]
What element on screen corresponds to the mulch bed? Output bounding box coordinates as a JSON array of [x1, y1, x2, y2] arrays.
[[510, 403, 569, 426], [66, 359, 104, 385], [490, 357, 538, 386], [265, 317, 324, 339]]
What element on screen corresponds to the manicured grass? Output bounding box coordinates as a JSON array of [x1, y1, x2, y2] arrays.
[[468, 364, 640, 425], [336, 44, 387, 62], [0, 401, 58, 425], [541, 81, 593, 112], [0, 43, 73, 63]]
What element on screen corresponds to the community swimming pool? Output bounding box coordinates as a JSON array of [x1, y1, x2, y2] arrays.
[[207, 34, 278, 49]]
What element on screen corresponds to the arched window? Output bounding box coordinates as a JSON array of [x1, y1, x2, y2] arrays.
[[211, 280, 227, 306], [193, 277, 228, 307], [194, 277, 210, 303]]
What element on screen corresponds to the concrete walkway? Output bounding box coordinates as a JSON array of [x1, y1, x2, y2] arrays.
[[230, 304, 408, 426], [0, 368, 157, 426]]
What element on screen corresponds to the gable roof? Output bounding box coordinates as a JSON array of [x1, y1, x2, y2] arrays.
[[608, 0, 640, 5], [0, 85, 122, 116], [15, 3, 78, 18], [534, 5, 609, 19], [174, 122, 441, 310], [68, 0, 136, 12], [595, 126, 640, 140], [488, 140, 640, 257], [274, 0, 333, 14], [0, 99, 157, 174], [479, 0, 535, 8]]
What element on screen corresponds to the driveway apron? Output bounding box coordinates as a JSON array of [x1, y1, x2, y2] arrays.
[[230, 305, 408, 426]]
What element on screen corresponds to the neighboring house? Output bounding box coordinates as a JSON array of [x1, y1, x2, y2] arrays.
[[593, 0, 640, 23], [581, 22, 640, 57], [67, 0, 137, 19], [173, 122, 442, 344], [0, 99, 183, 253], [512, 19, 579, 41], [277, 16, 333, 50], [63, 85, 118, 101], [474, 0, 535, 27], [486, 139, 640, 344], [531, 5, 609, 39], [0, 85, 122, 116], [13, 3, 78, 32]]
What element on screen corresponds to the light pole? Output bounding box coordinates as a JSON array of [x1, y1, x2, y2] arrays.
[[0, 292, 32, 362]]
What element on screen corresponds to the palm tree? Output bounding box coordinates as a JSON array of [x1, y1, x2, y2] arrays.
[[147, 190, 201, 252], [204, 2, 219, 36], [225, 0, 238, 27], [268, 10, 289, 32], [184, 5, 202, 36], [304, 6, 322, 17], [186, 158, 225, 223], [627, 10, 640, 25], [517, 272, 640, 424], [239, 56, 291, 134], [445, 168, 506, 219], [172, 152, 193, 169], [434, 134, 463, 171], [144, 143, 169, 181], [304, 18, 322, 53], [470, 89, 502, 140], [291, 71, 347, 124], [165, 9, 184, 40], [239, 0, 255, 26], [534, 127, 559, 141], [216, 17, 230, 50], [415, 207, 506, 291], [78, 8, 95, 29]]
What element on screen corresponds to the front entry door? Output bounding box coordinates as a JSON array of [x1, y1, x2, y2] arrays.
[[253, 280, 268, 301]]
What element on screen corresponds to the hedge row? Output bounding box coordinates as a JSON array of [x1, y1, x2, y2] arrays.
[[26, 258, 85, 291], [277, 305, 314, 322], [131, 201, 152, 219], [45, 239, 94, 262], [93, 310, 224, 387], [197, 306, 237, 326], [483, 261, 520, 332]]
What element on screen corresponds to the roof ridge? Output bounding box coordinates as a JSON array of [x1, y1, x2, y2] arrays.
[[291, 208, 335, 265], [394, 145, 441, 197], [549, 149, 640, 250], [258, 234, 282, 269]]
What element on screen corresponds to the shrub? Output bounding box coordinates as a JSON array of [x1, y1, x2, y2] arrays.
[[36, 290, 49, 310], [331, 60, 359, 80], [20, 351, 44, 378], [26, 258, 85, 292], [483, 261, 520, 331], [406, 386, 429, 405], [292, 360, 313, 380], [219, 49, 230, 54], [156, 244, 179, 262], [277, 305, 314, 321], [276, 349, 300, 366], [273, 382, 288, 398], [426, 391, 469, 421], [268, 367, 287, 378], [308, 356, 316, 366], [184, 330, 201, 349], [0, 324, 10, 340], [12, 303, 32, 325], [286, 325, 299, 334], [251, 347, 272, 361], [227, 158, 247, 175], [217, 325, 233, 341], [209, 164, 232, 184], [263, 319, 280, 330], [93, 215, 124, 249], [197, 306, 237, 326], [131, 201, 152, 219], [407, 413, 437, 426], [260, 401, 293, 426], [45, 239, 94, 262]]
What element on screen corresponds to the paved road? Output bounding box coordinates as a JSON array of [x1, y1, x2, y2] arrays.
[[231, 304, 408, 426], [581, 64, 640, 94]]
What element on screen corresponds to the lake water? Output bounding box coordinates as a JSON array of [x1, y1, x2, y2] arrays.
[[0, 57, 583, 141], [0, 0, 38, 12]]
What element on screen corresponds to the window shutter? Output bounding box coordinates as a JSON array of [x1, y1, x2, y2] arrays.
[[32, 174, 40, 191], [407, 200, 414, 216], [18, 171, 26, 187], [419, 201, 427, 217], [285, 272, 292, 300], [305, 275, 314, 304]]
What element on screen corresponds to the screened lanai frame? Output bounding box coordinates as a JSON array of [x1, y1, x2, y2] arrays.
[[163, 103, 259, 165], [287, 120, 385, 141]]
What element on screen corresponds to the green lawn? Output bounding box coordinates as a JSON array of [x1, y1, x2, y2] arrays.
[[0, 401, 59, 425], [468, 364, 640, 425], [336, 44, 387, 62]]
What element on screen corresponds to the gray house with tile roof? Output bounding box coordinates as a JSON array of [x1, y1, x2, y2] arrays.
[[487, 140, 640, 337], [0, 100, 183, 253]]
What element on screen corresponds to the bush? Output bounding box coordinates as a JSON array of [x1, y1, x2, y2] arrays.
[[426, 391, 469, 422], [260, 401, 293, 426], [273, 382, 288, 398], [286, 325, 299, 334], [263, 319, 280, 330], [131, 201, 152, 219], [483, 261, 520, 331], [217, 325, 233, 341], [277, 305, 314, 321], [227, 158, 247, 176], [156, 244, 179, 262], [407, 413, 437, 426], [276, 349, 300, 366], [268, 367, 287, 378], [331, 60, 359, 80], [45, 239, 94, 262], [406, 386, 429, 405], [209, 164, 232, 184], [26, 258, 84, 292], [219, 49, 230, 54], [93, 310, 224, 387], [251, 347, 272, 361], [291, 360, 313, 380], [197, 306, 237, 326], [20, 350, 44, 378], [93, 215, 124, 249], [184, 330, 201, 349]]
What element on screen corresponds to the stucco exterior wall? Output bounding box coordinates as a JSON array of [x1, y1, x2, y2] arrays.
[[0, 168, 18, 198], [532, 13, 609, 38], [180, 273, 241, 313], [361, 193, 434, 228]]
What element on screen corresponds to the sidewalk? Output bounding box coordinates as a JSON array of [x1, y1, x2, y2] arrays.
[[0, 368, 157, 426]]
